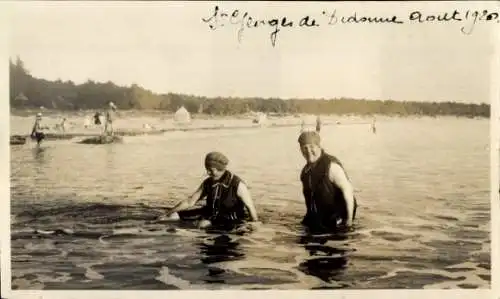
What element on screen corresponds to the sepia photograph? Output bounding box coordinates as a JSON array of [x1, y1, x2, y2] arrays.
[[2, 0, 497, 296]]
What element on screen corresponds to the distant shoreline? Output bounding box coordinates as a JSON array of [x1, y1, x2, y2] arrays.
[[10, 57, 490, 119], [10, 109, 487, 144], [10, 109, 489, 120]]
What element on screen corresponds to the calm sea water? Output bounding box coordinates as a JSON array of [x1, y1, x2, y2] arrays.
[[10, 116, 490, 289]]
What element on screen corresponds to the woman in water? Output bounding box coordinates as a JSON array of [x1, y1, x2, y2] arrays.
[[103, 101, 117, 136], [30, 113, 46, 145], [93, 111, 102, 126], [315, 115, 322, 132], [297, 130, 357, 232], [160, 152, 259, 230], [60, 118, 67, 134]]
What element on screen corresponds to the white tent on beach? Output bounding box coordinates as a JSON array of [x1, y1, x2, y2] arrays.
[[174, 106, 191, 124], [14, 93, 29, 102], [252, 112, 267, 125]]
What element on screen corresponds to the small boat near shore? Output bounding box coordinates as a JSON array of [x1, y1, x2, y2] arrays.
[[10, 135, 27, 145]]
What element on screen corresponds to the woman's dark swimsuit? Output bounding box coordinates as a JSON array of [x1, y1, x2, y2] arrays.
[[33, 132, 45, 143], [300, 152, 358, 233], [178, 171, 249, 230]]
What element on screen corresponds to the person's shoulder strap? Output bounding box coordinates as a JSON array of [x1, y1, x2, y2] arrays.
[[225, 171, 241, 189], [324, 153, 343, 168], [231, 172, 242, 184], [324, 154, 351, 182]]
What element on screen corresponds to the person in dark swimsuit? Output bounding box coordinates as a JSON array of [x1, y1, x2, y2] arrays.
[[161, 152, 259, 230], [30, 113, 46, 145], [298, 130, 357, 233], [315, 115, 322, 133], [94, 112, 102, 125]]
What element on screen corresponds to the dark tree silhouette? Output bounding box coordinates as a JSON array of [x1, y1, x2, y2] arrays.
[[9, 57, 490, 118]]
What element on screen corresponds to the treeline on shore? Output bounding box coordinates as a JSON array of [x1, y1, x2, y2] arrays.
[[10, 57, 489, 118]]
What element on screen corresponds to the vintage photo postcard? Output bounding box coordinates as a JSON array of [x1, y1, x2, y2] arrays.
[[0, 1, 498, 299]]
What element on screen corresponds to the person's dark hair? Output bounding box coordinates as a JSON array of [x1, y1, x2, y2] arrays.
[[204, 152, 229, 171], [298, 131, 321, 146]]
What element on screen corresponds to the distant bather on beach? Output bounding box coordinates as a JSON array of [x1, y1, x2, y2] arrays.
[[315, 115, 321, 132], [59, 118, 67, 133], [103, 101, 117, 136], [371, 117, 377, 134], [93, 111, 102, 126], [30, 113, 46, 145]]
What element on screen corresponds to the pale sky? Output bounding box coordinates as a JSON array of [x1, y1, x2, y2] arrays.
[[6, 1, 499, 103]]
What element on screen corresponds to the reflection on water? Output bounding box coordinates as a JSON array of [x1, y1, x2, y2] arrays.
[[32, 146, 47, 161], [199, 234, 246, 265], [297, 233, 350, 283], [10, 117, 490, 289]]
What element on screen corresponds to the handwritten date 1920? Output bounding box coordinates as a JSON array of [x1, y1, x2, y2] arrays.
[[409, 9, 499, 34]]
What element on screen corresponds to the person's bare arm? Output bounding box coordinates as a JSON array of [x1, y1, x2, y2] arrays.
[[166, 183, 204, 216], [328, 163, 355, 226], [237, 182, 259, 222]]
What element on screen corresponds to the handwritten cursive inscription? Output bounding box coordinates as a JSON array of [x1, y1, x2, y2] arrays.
[[325, 10, 404, 25], [409, 9, 499, 34], [202, 6, 318, 47], [202, 6, 500, 47]]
